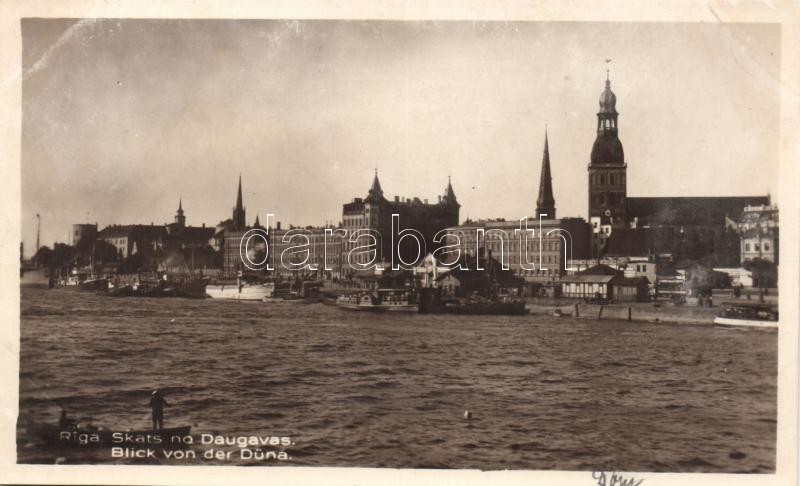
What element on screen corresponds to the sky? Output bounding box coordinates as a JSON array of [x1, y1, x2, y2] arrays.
[[21, 19, 780, 254]]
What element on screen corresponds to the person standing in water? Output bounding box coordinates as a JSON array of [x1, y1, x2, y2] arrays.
[[149, 390, 168, 431]]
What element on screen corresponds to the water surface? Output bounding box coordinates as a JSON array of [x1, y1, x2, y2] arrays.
[[18, 287, 776, 471]]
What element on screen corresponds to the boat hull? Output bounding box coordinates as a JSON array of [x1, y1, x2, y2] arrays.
[[446, 302, 529, 315], [337, 302, 418, 312], [206, 283, 274, 301], [79, 278, 108, 292], [713, 316, 778, 329]]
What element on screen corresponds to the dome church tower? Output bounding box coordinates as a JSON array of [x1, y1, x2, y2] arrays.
[[588, 72, 627, 231]]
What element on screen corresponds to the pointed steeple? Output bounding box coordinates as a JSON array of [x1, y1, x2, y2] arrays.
[[254, 213, 261, 228], [442, 175, 459, 207], [232, 174, 246, 230], [175, 197, 186, 227], [536, 130, 556, 219], [365, 169, 385, 203], [235, 174, 244, 213]]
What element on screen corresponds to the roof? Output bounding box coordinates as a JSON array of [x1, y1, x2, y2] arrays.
[[98, 224, 167, 240], [627, 196, 770, 226], [598, 77, 618, 115], [577, 264, 622, 276], [561, 274, 615, 284], [590, 133, 624, 166]]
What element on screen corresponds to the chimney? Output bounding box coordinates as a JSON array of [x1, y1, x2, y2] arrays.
[[394, 196, 399, 202], [424, 199, 428, 204], [438, 195, 442, 203], [277, 221, 281, 230]]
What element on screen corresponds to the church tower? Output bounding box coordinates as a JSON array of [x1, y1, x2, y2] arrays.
[[588, 72, 627, 231], [174, 198, 186, 228], [232, 174, 246, 230], [536, 130, 556, 219]]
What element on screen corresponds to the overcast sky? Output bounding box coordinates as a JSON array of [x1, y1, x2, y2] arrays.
[[21, 19, 780, 253]]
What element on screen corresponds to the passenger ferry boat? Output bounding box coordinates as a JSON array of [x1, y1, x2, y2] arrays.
[[335, 289, 417, 312], [713, 301, 778, 329]]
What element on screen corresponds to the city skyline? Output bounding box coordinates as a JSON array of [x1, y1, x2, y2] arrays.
[[21, 20, 780, 255]]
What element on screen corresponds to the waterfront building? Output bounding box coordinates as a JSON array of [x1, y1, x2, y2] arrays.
[[71, 223, 97, 248], [734, 204, 779, 264], [560, 264, 649, 302], [268, 223, 344, 280], [586, 73, 770, 266], [96, 224, 167, 268], [340, 171, 460, 274], [164, 199, 215, 252], [443, 133, 591, 284]]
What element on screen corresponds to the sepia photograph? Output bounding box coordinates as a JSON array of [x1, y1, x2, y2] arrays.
[[4, 2, 799, 485]]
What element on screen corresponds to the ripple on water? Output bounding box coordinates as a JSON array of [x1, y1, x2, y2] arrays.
[[17, 288, 777, 471]]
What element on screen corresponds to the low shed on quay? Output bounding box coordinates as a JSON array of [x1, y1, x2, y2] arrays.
[[561, 274, 649, 302]]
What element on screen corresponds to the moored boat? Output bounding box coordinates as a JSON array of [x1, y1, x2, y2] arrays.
[[335, 288, 418, 312], [206, 279, 276, 301], [445, 297, 528, 315], [79, 277, 109, 292], [713, 301, 778, 329]]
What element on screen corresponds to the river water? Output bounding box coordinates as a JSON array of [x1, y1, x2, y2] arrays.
[[17, 287, 776, 471]]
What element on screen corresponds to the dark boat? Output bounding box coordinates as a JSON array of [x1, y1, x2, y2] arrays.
[[418, 288, 528, 315], [445, 298, 528, 315], [173, 276, 210, 298], [79, 277, 108, 292]]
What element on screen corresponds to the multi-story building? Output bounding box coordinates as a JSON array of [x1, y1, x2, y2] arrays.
[[735, 204, 779, 264], [443, 133, 591, 283], [268, 224, 344, 280], [97, 224, 167, 260], [586, 73, 770, 265], [164, 199, 215, 252], [340, 172, 460, 274]]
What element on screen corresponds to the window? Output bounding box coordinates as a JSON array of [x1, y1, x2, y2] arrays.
[[745, 243, 751, 252], [764, 242, 770, 251]]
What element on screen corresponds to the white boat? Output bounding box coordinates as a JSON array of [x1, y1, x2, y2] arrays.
[[713, 301, 778, 329], [335, 289, 417, 312], [206, 280, 276, 301]]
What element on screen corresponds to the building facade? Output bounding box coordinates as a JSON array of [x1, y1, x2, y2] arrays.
[[268, 225, 344, 280], [586, 74, 770, 266], [442, 133, 590, 283], [588, 73, 627, 234], [735, 204, 779, 264], [340, 172, 460, 274], [72, 223, 98, 248]]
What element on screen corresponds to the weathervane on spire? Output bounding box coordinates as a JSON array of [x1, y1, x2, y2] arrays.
[[605, 58, 611, 81]]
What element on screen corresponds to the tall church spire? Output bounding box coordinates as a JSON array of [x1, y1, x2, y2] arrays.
[[233, 174, 246, 230], [536, 130, 556, 219], [175, 197, 186, 227]]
